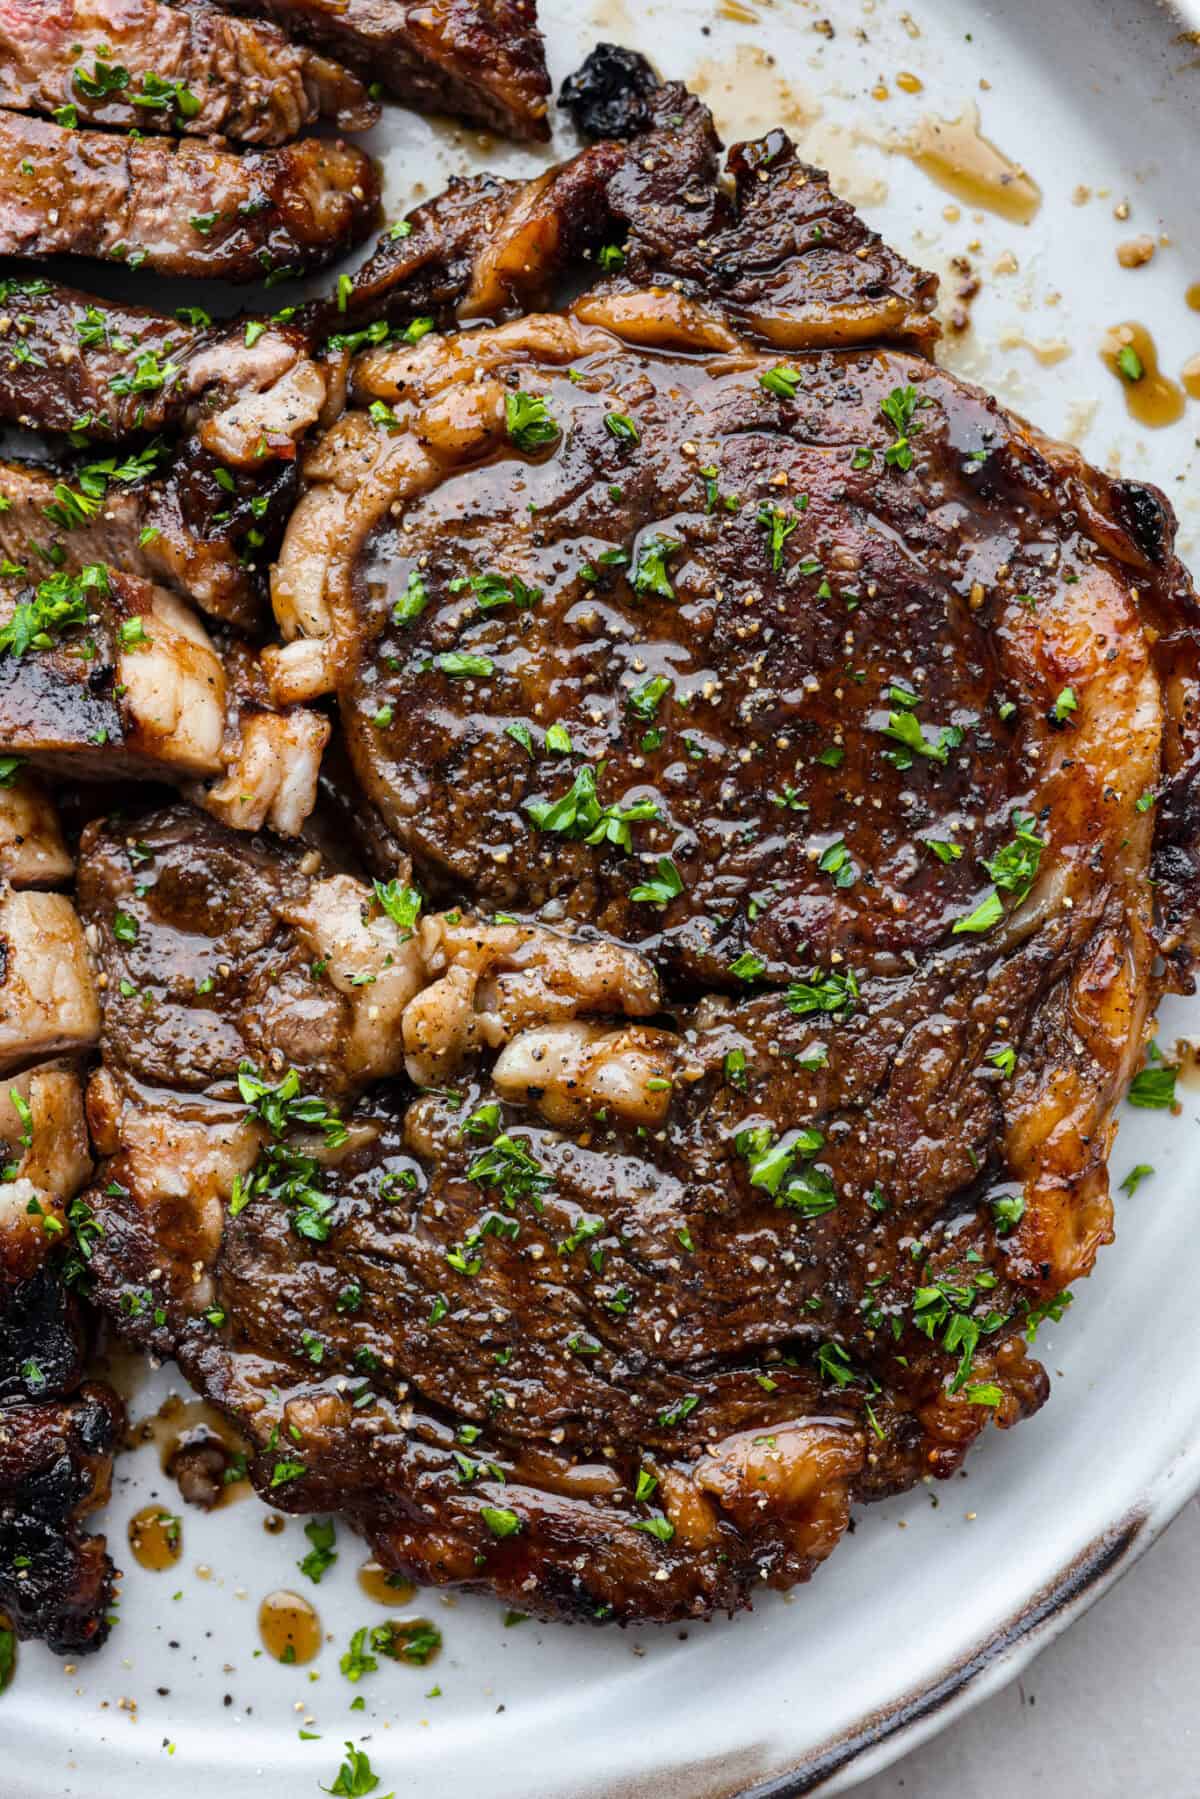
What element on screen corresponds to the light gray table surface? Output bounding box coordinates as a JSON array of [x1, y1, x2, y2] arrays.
[[849, 1496, 1200, 1796]]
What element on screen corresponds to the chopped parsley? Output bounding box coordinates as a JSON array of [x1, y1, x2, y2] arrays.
[[505, 390, 559, 451], [525, 764, 658, 851]]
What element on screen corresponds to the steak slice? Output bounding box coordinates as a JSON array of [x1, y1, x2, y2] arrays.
[[210, 0, 551, 141], [0, 886, 98, 1072], [0, 110, 380, 281], [0, 762, 72, 887], [0, 562, 227, 783], [0, 277, 328, 465], [0, 1060, 121, 1658], [0, 0, 377, 142], [0, 1383, 122, 1654], [0, 447, 294, 631], [330, 76, 938, 352]]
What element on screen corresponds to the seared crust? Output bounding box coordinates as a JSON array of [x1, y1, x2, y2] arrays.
[[0, 278, 327, 461], [0, 111, 380, 281], [210, 0, 551, 140], [0, 0, 378, 142]]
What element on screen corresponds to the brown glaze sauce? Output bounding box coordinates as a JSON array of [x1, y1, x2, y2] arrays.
[[1181, 355, 1200, 402], [127, 1504, 182, 1571], [1100, 323, 1185, 428], [258, 1589, 322, 1665], [897, 104, 1041, 223], [1187, 282, 1200, 312], [127, 1394, 252, 1509], [357, 1559, 417, 1606], [1116, 235, 1156, 269], [374, 1617, 443, 1666]]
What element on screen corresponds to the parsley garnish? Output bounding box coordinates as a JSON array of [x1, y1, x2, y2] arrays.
[[505, 390, 559, 451]]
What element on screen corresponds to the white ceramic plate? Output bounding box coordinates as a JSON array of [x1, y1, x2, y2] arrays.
[[12, 1, 1200, 1793]]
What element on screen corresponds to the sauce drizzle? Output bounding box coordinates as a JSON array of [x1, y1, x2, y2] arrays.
[[896, 104, 1042, 223], [128, 1504, 182, 1571], [258, 1589, 322, 1665], [1100, 323, 1185, 428], [357, 1559, 417, 1606]]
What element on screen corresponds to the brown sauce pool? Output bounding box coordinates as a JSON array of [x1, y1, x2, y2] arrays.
[[897, 103, 1041, 223], [1181, 355, 1200, 402], [128, 1504, 182, 1571], [357, 1559, 417, 1606], [258, 1589, 322, 1665], [1186, 282, 1200, 311], [127, 1394, 252, 1509], [1100, 322, 1185, 427], [374, 1616, 443, 1667]]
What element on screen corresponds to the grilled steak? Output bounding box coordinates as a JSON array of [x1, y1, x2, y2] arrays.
[[0, 277, 328, 464], [0, 0, 377, 142], [210, 0, 550, 140], [3, 48, 1196, 1638], [0, 447, 294, 631], [0, 1058, 121, 1657], [0, 110, 380, 281], [331, 73, 936, 349]]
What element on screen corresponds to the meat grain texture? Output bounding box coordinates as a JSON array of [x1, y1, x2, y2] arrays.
[[50, 55, 1200, 1632]]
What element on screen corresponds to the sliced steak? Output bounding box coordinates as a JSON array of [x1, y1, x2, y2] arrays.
[[0, 762, 72, 886], [0, 111, 380, 281], [211, 0, 550, 140], [0, 1055, 119, 1656], [0, 277, 328, 464], [0, 448, 292, 631], [332, 79, 937, 353], [0, 886, 98, 1072], [0, 0, 377, 142], [0, 1383, 122, 1654], [0, 566, 330, 832], [0, 563, 227, 782]]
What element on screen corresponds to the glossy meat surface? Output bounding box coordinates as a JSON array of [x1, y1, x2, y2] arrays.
[[0, 277, 327, 460], [0, 447, 293, 632], [0, 1056, 121, 1657], [211, 0, 551, 139], [0, 0, 377, 141], [0, 110, 380, 280], [8, 58, 1200, 1634]]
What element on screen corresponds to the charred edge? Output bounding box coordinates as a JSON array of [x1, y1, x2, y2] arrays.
[[1112, 479, 1172, 566], [734, 1513, 1145, 1799], [559, 43, 661, 141]]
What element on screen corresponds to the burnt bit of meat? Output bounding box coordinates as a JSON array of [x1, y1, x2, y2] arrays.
[[0, 0, 378, 142], [559, 42, 661, 141], [1112, 478, 1172, 566], [0, 1384, 123, 1654], [210, 0, 551, 141], [0, 1059, 121, 1656], [0, 112, 380, 282]]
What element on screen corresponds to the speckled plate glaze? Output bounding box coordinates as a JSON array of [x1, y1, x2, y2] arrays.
[[13, 1, 1200, 1794]]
